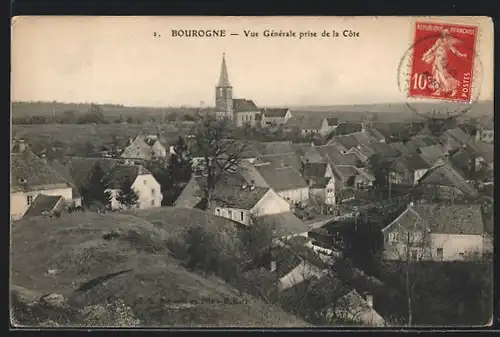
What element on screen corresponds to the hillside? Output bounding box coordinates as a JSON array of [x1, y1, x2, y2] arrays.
[[10, 209, 309, 327], [12, 100, 493, 121]]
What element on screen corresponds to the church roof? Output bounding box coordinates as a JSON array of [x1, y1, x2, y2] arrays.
[[233, 99, 259, 112], [217, 53, 231, 87]]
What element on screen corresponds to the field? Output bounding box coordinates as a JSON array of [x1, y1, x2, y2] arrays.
[[10, 208, 309, 327], [11, 123, 195, 152]]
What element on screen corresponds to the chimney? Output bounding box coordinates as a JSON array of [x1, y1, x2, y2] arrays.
[[242, 182, 248, 190], [409, 201, 414, 207], [19, 139, 26, 153], [365, 294, 373, 308], [270, 260, 276, 272], [250, 180, 256, 190]]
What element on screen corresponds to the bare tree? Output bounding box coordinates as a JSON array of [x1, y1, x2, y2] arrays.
[[382, 219, 434, 326], [191, 114, 246, 210]]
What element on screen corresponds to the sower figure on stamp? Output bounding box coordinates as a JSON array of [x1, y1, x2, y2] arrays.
[[421, 29, 468, 98]]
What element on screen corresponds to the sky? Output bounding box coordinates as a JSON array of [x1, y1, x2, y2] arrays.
[[11, 16, 493, 107]]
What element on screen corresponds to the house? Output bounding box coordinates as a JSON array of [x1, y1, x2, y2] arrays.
[[416, 144, 447, 166], [214, 54, 260, 127], [257, 212, 311, 239], [326, 117, 340, 132], [254, 152, 302, 172], [333, 122, 363, 136], [11, 140, 75, 221], [254, 166, 310, 204], [120, 134, 168, 160], [381, 203, 492, 261], [279, 275, 386, 327], [475, 124, 493, 144], [301, 162, 336, 205], [415, 158, 479, 201], [103, 164, 162, 210], [233, 99, 261, 127], [328, 133, 372, 152], [336, 166, 375, 190], [439, 128, 472, 151], [258, 141, 296, 156], [405, 135, 440, 153], [314, 145, 364, 167], [389, 153, 431, 186], [260, 108, 292, 126], [285, 116, 331, 136]]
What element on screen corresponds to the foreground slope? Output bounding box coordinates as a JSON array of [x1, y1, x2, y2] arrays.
[[10, 211, 308, 327]]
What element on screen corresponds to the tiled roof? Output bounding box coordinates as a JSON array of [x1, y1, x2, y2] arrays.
[[418, 160, 479, 197], [259, 141, 295, 156], [302, 162, 329, 178], [259, 212, 310, 238], [335, 122, 363, 135], [327, 117, 339, 126], [418, 145, 446, 165], [390, 142, 411, 155], [261, 108, 289, 118], [467, 141, 494, 163], [302, 146, 326, 162], [332, 135, 360, 150], [440, 128, 471, 145], [412, 204, 484, 235], [337, 165, 359, 179], [272, 245, 304, 278], [291, 143, 314, 157], [49, 159, 82, 197], [11, 151, 70, 193], [364, 143, 401, 157], [61, 157, 122, 190], [405, 135, 440, 152], [241, 267, 278, 287], [286, 116, 326, 130], [350, 131, 375, 145], [394, 153, 431, 172], [233, 99, 259, 112], [255, 153, 302, 172], [174, 176, 204, 208], [211, 176, 270, 210], [257, 166, 308, 192], [103, 164, 151, 189], [23, 194, 64, 218]]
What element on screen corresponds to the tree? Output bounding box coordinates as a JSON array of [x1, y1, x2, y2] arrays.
[[116, 178, 139, 209], [80, 163, 109, 207], [190, 114, 246, 210]]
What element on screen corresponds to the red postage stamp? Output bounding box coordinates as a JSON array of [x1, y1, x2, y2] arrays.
[[408, 21, 478, 103]]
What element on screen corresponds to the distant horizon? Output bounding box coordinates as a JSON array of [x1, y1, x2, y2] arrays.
[[11, 99, 494, 111]]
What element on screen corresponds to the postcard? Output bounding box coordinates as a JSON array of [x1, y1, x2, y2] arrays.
[[11, 16, 493, 329]]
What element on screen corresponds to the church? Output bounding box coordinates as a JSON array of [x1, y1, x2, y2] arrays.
[[215, 54, 261, 127]]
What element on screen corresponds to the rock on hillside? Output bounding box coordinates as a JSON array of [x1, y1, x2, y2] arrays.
[[11, 211, 309, 327]]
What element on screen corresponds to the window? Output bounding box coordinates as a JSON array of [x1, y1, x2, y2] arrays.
[[459, 252, 464, 258], [27, 195, 34, 206], [436, 248, 444, 260], [151, 188, 155, 196], [216, 208, 220, 215], [151, 200, 155, 206], [228, 210, 232, 218], [143, 180, 147, 185], [240, 212, 244, 221]]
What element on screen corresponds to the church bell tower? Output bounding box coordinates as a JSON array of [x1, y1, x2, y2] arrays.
[[215, 53, 234, 120]]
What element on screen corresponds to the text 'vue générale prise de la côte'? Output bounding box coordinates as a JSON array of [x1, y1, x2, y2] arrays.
[[168, 29, 361, 39]]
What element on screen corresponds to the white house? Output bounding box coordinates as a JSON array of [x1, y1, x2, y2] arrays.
[[103, 164, 163, 210], [121, 135, 168, 160], [260, 108, 292, 126], [11, 140, 74, 221], [381, 203, 492, 262], [256, 166, 310, 204], [301, 161, 336, 205]]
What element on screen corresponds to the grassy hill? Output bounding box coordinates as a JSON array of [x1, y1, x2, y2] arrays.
[[10, 209, 309, 327]]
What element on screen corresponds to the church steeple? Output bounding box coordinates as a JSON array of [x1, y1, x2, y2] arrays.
[[217, 53, 231, 87], [215, 53, 233, 119]]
